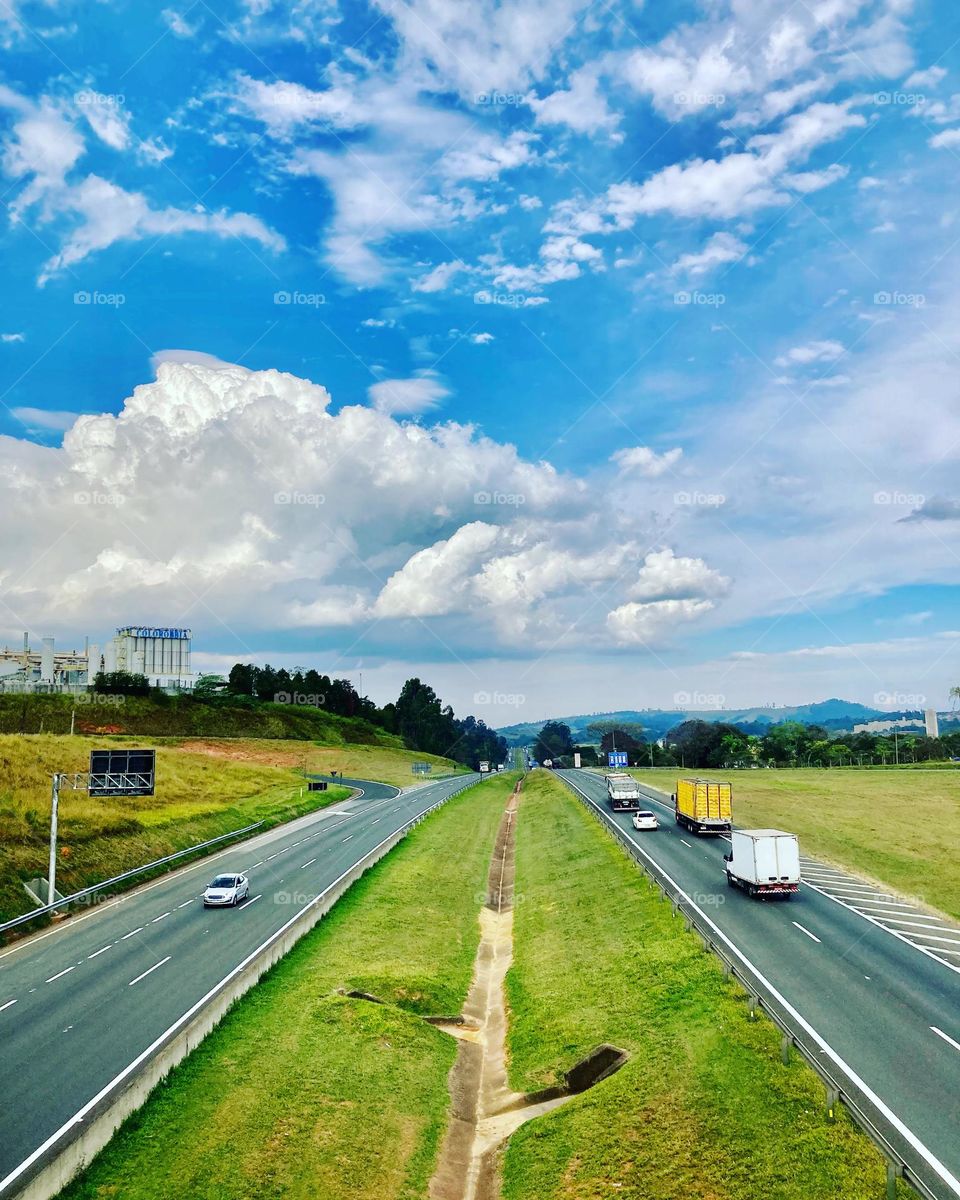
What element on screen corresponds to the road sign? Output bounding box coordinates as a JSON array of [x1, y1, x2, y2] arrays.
[[411, 762, 433, 775], [607, 751, 628, 768], [574, 752, 581, 768], [88, 749, 155, 796], [308, 780, 328, 792]]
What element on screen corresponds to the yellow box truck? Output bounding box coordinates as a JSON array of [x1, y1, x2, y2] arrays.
[[674, 778, 732, 835]]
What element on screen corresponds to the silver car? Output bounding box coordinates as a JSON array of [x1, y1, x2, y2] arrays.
[[203, 872, 250, 907]]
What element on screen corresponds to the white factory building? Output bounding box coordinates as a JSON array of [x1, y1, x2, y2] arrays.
[[0, 626, 193, 691]]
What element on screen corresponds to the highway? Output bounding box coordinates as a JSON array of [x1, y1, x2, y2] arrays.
[[557, 769, 960, 1200], [0, 771, 479, 1197]]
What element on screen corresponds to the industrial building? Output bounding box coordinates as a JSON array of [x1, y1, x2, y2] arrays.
[[0, 626, 193, 691]]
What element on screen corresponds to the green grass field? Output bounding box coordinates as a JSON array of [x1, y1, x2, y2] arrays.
[[502, 770, 907, 1200], [57, 773, 516, 1200], [627, 767, 960, 920]]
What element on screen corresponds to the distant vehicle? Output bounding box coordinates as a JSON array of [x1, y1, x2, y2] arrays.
[[605, 772, 644, 811], [479, 761, 490, 773], [674, 777, 732, 835], [724, 830, 800, 898], [203, 872, 250, 907], [632, 809, 659, 831]]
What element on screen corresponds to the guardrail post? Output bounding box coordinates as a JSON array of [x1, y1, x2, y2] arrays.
[[722, 962, 732, 981], [824, 1085, 840, 1122], [747, 995, 758, 1020], [780, 1034, 792, 1065], [885, 1160, 901, 1200]]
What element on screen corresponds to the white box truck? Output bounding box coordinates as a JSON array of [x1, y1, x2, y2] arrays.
[[723, 829, 800, 898]]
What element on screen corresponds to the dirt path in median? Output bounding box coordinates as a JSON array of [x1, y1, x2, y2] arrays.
[[428, 780, 572, 1200]]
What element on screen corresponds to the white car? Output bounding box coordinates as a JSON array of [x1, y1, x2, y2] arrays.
[[632, 810, 659, 831], [203, 872, 250, 907]]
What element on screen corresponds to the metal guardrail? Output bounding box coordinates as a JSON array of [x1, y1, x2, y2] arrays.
[[557, 771, 950, 1200], [0, 821, 265, 937]]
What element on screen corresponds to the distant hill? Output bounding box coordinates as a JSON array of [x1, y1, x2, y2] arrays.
[[497, 699, 890, 745]]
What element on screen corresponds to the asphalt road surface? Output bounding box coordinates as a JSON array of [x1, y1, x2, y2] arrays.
[[557, 769, 960, 1200], [0, 772, 478, 1196]]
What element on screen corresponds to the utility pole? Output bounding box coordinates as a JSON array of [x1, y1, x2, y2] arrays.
[[48, 773, 61, 905], [894, 729, 900, 766]]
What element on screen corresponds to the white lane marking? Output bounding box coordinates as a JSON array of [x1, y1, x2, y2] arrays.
[[680, 838, 693, 847], [936, 947, 960, 958], [558, 773, 960, 1195], [120, 927, 144, 941], [845, 899, 925, 915], [342, 834, 353, 842], [250, 861, 264, 869], [814, 884, 910, 901], [177, 900, 194, 909], [151, 912, 171, 923], [792, 921, 822, 944], [87, 945, 112, 960], [300, 859, 317, 869], [907, 931, 960, 946], [128, 957, 171, 987], [241, 895, 261, 908], [266, 853, 279, 861], [931, 1026, 960, 1053], [45, 966, 76, 984], [860, 915, 953, 931], [0, 779, 464, 1196], [372, 818, 381, 824], [0, 999, 18, 1012]]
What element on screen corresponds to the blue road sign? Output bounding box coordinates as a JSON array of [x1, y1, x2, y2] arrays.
[[608, 751, 628, 768]]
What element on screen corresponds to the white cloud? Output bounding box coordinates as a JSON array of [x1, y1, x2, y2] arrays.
[[774, 339, 845, 367], [2, 332, 25, 343], [11, 406, 80, 433], [529, 66, 622, 139], [611, 445, 683, 478], [904, 66, 947, 90], [162, 8, 199, 37], [367, 371, 450, 415], [231, 73, 367, 137], [518, 194, 542, 210], [607, 598, 715, 645], [412, 260, 465, 293], [470, 332, 494, 345], [672, 231, 747, 277], [929, 128, 960, 150], [628, 547, 729, 602], [79, 97, 132, 151]]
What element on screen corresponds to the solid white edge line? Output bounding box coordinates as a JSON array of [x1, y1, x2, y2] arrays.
[[561, 773, 960, 1198], [0, 777, 467, 1195], [44, 967, 75, 984], [793, 921, 822, 943], [128, 957, 171, 987], [931, 1026, 960, 1054], [0, 999, 18, 1013]]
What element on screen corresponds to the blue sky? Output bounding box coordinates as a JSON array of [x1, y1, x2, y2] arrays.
[[2, 0, 960, 720]]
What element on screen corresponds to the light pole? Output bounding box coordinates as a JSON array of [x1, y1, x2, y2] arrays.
[[47, 773, 61, 905]]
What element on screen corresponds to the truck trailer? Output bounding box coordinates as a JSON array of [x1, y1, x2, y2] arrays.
[[674, 777, 732, 834], [604, 772, 644, 811], [724, 829, 801, 898]]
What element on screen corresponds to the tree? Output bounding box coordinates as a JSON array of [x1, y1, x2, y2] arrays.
[[227, 663, 257, 696], [534, 721, 574, 764], [92, 670, 150, 696], [193, 673, 227, 698]]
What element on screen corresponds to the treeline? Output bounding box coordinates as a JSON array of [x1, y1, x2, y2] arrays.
[[207, 666, 507, 769], [530, 716, 960, 769]]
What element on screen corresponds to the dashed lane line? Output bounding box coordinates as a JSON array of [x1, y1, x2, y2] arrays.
[[931, 1027, 960, 1053], [793, 921, 822, 944], [128, 957, 171, 987], [45, 967, 75, 984]]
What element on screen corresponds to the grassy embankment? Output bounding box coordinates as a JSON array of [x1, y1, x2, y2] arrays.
[[0, 691, 404, 743], [502, 769, 908, 1200], [628, 767, 960, 920], [57, 773, 515, 1200], [0, 733, 460, 925]]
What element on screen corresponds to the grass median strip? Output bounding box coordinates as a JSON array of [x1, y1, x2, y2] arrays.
[[58, 773, 518, 1200], [501, 769, 908, 1200]]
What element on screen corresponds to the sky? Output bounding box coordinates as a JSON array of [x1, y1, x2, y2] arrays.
[[1, 0, 960, 723]]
